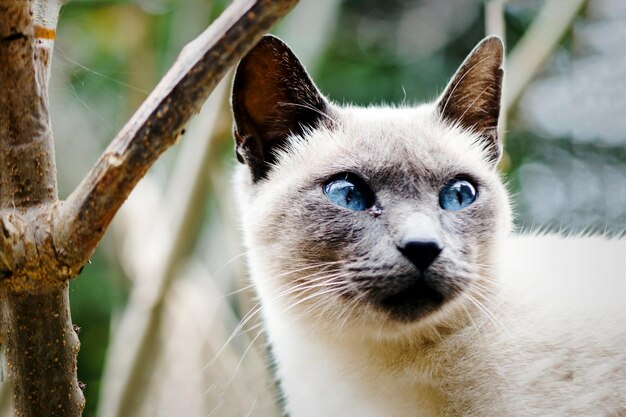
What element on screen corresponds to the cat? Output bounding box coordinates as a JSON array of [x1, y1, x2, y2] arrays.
[[230, 35, 626, 417]]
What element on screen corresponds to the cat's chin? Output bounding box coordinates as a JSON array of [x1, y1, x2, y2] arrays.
[[377, 280, 444, 322], [366, 273, 455, 323]]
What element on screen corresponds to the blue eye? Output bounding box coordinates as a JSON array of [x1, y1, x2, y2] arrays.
[[439, 179, 477, 211], [323, 174, 375, 211]]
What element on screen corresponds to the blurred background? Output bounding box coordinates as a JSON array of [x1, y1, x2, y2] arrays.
[[0, 0, 624, 416]]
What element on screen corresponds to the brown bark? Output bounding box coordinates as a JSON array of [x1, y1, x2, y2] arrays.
[[0, 286, 82, 417], [0, 0, 299, 415], [0, 1, 83, 416]]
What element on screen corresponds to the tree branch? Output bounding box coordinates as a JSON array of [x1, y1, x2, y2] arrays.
[[504, 0, 586, 110], [485, 0, 509, 153], [54, 0, 299, 270]]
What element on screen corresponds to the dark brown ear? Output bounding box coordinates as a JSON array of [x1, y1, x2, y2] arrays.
[[232, 35, 329, 181], [437, 36, 504, 164]]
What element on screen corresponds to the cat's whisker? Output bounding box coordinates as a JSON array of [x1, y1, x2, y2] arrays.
[[221, 282, 256, 299], [270, 260, 347, 281], [286, 276, 350, 302], [335, 293, 364, 336], [293, 292, 342, 326], [209, 270, 350, 367], [470, 289, 525, 357], [208, 273, 342, 365], [464, 292, 496, 323], [223, 327, 266, 387], [301, 284, 353, 326], [281, 281, 351, 317], [232, 319, 265, 337], [243, 397, 259, 417], [220, 264, 347, 323], [275, 283, 345, 310], [463, 291, 510, 343], [271, 270, 347, 300], [213, 251, 250, 276], [205, 302, 265, 369], [459, 301, 480, 334], [469, 279, 499, 295]]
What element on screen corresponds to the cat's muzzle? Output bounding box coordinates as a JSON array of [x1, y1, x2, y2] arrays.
[[366, 271, 448, 322]]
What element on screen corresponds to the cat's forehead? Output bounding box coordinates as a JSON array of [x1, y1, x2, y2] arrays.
[[275, 104, 492, 183]]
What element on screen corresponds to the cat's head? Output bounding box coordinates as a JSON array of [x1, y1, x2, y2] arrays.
[[232, 35, 511, 336]]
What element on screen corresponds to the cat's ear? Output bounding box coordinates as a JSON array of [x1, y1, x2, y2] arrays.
[[231, 35, 329, 181], [437, 36, 504, 164]]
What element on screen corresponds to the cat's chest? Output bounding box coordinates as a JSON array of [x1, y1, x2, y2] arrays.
[[265, 312, 443, 417]]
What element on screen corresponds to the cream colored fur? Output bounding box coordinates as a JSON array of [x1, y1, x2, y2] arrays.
[[235, 104, 626, 417]]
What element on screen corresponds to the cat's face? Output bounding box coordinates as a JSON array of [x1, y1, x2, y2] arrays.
[[232, 36, 511, 336]]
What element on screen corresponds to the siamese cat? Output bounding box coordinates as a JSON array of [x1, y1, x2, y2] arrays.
[[230, 35, 626, 417]]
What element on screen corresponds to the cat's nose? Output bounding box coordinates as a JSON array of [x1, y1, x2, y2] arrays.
[[397, 239, 443, 272]]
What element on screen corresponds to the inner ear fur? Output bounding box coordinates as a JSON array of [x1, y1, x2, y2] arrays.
[[231, 35, 329, 182], [437, 36, 504, 164]]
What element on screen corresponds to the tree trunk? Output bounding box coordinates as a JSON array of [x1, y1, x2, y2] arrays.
[[0, 1, 84, 415], [0, 287, 82, 416]]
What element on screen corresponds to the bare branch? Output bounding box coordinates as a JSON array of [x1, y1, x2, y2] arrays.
[[484, 0, 507, 42], [505, 0, 586, 110], [54, 0, 299, 270], [485, 0, 508, 150]]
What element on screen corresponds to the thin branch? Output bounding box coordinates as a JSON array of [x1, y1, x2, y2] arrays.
[[54, 0, 299, 271], [504, 0, 586, 110], [485, 0, 508, 147], [485, 0, 507, 42]]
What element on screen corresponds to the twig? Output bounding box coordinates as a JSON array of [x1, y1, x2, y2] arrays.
[[54, 0, 299, 272], [504, 0, 586, 110]]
